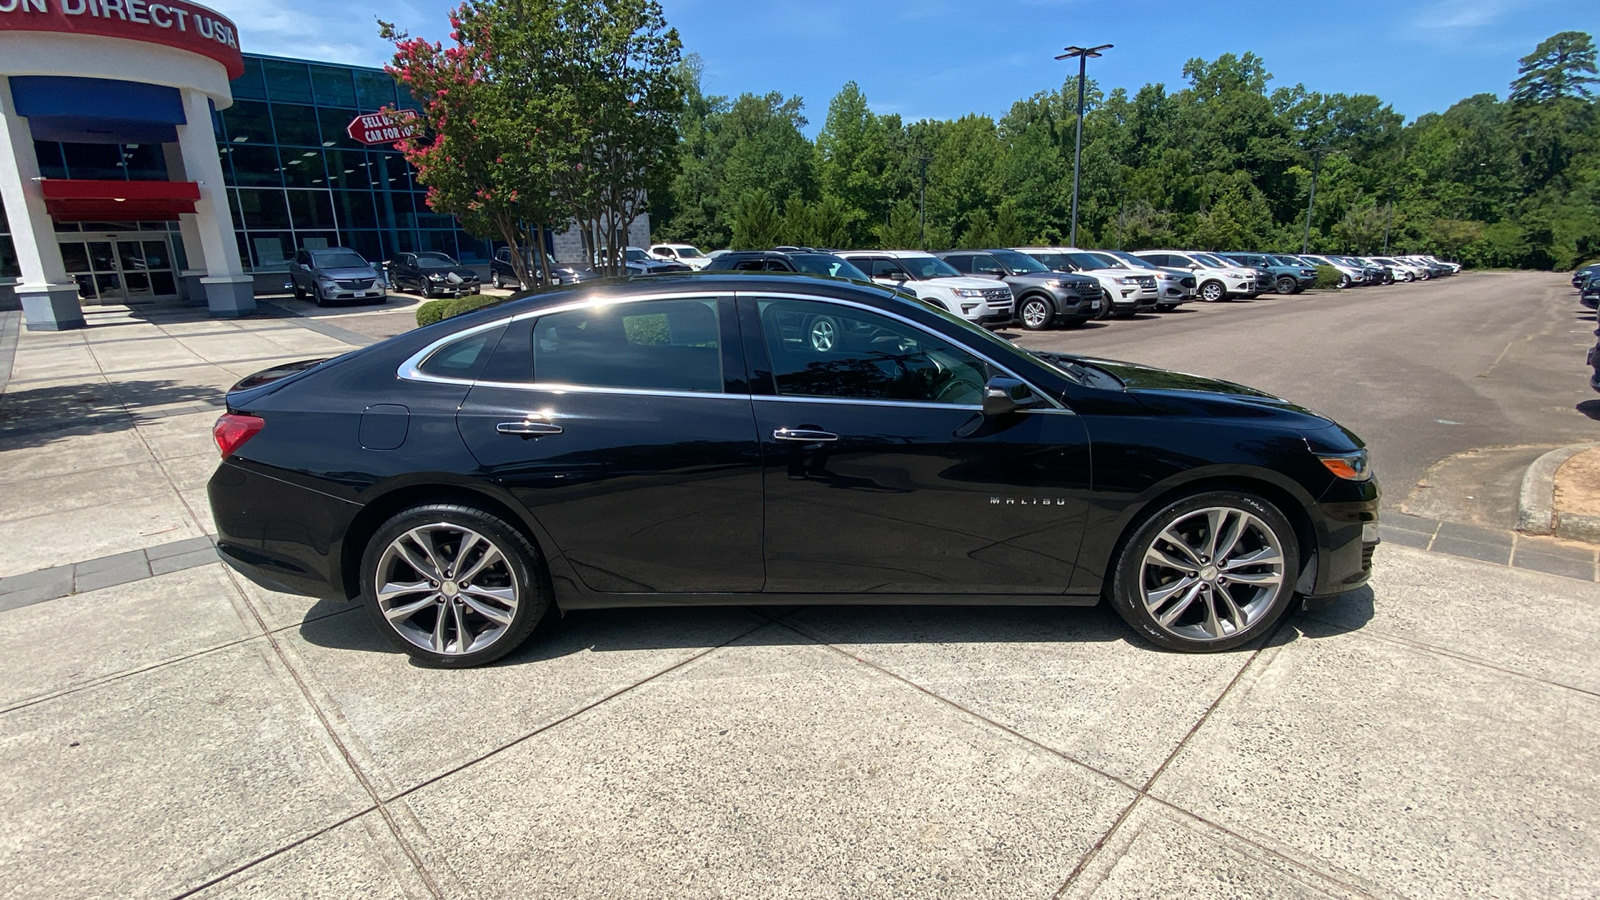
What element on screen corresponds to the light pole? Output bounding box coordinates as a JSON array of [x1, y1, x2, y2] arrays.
[[1301, 146, 1331, 255], [916, 155, 932, 250], [1056, 43, 1112, 248]]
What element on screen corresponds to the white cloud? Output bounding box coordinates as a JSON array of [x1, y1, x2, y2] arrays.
[[207, 0, 442, 68]]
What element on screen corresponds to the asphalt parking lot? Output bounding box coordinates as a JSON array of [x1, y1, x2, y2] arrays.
[[1, 272, 1597, 898]]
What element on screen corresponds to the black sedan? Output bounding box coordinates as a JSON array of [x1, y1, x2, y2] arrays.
[[389, 252, 482, 298], [208, 274, 1379, 667]]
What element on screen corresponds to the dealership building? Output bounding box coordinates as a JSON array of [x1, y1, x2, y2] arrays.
[[0, 0, 646, 331]]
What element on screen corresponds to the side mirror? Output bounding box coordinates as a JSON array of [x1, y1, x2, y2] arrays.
[[881, 270, 908, 281], [982, 375, 1042, 417]]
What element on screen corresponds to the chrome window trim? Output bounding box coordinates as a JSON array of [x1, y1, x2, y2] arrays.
[[395, 287, 1068, 413], [739, 289, 1067, 411]]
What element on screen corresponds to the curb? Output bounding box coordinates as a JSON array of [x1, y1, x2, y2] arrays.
[[1517, 442, 1600, 536]]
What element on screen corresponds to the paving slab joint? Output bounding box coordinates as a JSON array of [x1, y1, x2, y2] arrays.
[[1516, 442, 1600, 536]]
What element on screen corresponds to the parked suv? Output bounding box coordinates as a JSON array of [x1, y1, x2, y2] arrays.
[[837, 250, 1015, 327], [290, 247, 386, 306], [1133, 251, 1257, 302], [649, 243, 712, 270], [1571, 262, 1600, 289], [1298, 255, 1365, 288], [1221, 253, 1313, 295], [389, 251, 482, 298], [1014, 247, 1161, 317], [1095, 250, 1196, 309], [706, 250, 924, 304], [936, 249, 1103, 329]]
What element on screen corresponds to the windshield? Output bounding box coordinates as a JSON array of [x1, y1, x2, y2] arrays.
[[1193, 253, 1230, 268], [675, 247, 705, 258], [1086, 252, 1129, 269], [1026, 252, 1075, 271], [900, 254, 963, 279], [1271, 255, 1305, 266], [416, 252, 458, 269], [791, 253, 871, 281], [1107, 251, 1161, 270], [1064, 252, 1111, 270], [312, 251, 369, 269], [990, 249, 1051, 274]]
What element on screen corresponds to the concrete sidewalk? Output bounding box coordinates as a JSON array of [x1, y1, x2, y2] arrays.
[[2, 304, 1599, 898]]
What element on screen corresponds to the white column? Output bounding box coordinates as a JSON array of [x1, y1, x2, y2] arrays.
[[0, 75, 83, 330], [175, 88, 254, 316], [161, 142, 209, 306]]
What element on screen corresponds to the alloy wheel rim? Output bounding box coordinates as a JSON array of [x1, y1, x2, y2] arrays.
[[375, 523, 519, 655], [1203, 283, 1223, 301], [1023, 300, 1048, 327], [810, 319, 836, 351], [1139, 506, 1285, 642]]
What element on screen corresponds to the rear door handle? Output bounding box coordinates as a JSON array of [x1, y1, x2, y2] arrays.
[[497, 421, 563, 436], [773, 428, 838, 442]]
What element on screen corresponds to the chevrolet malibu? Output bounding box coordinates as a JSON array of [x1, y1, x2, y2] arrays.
[[208, 274, 1379, 667]]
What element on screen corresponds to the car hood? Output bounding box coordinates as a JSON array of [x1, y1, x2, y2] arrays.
[[1008, 273, 1095, 286], [317, 266, 379, 280], [922, 275, 1009, 290], [1076, 355, 1341, 431]]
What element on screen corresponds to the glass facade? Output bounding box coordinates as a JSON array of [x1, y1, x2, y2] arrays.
[[216, 54, 490, 272], [26, 53, 491, 276]]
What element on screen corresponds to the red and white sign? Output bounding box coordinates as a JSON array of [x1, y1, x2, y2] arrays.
[[347, 110, 420, 146], [0, 0, 243, 79]]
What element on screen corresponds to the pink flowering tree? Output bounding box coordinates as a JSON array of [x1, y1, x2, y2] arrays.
[[380, 4, 565, 287]]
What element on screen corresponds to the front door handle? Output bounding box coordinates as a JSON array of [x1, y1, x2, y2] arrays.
[[773, 428, 838, 442], [497, 421, 563, 436]]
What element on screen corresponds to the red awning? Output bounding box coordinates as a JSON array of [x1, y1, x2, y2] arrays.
[[40, 179, 201, 222]]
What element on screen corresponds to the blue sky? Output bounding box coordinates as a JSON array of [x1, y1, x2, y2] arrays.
[[211, 0, 1597, 130]]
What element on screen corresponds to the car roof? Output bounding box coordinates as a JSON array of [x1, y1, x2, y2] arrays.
[[838, 249, 936, 259]]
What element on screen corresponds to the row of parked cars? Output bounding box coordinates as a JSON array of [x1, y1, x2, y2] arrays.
[[1575, 262, 1600, 393]]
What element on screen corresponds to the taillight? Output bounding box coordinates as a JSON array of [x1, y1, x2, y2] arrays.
[[214, 413, 265, 458]]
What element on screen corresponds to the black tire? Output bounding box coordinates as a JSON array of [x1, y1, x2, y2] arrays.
[[311, 285, 326, 307], [1275, 276, 1297, 295], [292, 282, 307, 301], [1199, 280, 1226, 302], [1108, 490, 1300, 653], [360, 503, 548, 668], [491, 273, 503, 289], [1017, 295, 1055, 331], [1095, 293, 1112, 319]]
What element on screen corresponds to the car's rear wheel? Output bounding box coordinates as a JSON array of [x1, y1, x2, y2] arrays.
[[1109, 491, 1299, 653], [1018, 296, 1054, 331], [360, 504, 547, 667], [1275, 276, 1297, 295], [1199, 280, 1226, 302]]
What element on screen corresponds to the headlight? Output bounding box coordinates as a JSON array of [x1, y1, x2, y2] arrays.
[[1317, 449, 1372, 481], [429, 274, 446, 282], [952, 288, 987, 298], [1116, 276, 1138, 285], [317, 279, 337, 289]]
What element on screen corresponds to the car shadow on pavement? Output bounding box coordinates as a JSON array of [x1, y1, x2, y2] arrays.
[[1576, 400, 1600, 421], [0, 378, 222, 450], [1289, 585, 1377, 639], [294, 598, 1315, 669]]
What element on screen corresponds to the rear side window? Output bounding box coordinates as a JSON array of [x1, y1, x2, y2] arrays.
[[417, 325, 506, 380], [532, 298, 723, 393]]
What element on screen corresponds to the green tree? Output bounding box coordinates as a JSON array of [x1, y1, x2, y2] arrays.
[[730, 191, 783, 249], [876, 200, 923, 249], [1511, 31, 1599, 103]]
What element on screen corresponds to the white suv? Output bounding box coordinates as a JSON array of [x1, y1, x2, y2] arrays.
[[1134, 250, 1258, 301], [838, 250, 1015, 326], [1014, 246, 1162, 316], [648, 243, 712, 270]]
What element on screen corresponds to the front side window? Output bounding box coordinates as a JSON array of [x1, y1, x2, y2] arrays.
[[867, 259, 906, 279], [969, 254, 1006, 275], [756, 298, 988, 406], [532, 298, 723, 393]]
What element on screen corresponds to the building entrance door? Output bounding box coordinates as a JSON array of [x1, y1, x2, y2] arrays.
[[58, 232, 181, 305]]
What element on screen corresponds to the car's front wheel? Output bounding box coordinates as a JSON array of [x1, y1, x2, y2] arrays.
[[1199, 280, 1226, 302], [1018, 296, 1054, 331], [1275, 276, 1297, 295], [360, 504, 548, 667], [1109, 491, 1299, 652], [491, 273, 503, 289]]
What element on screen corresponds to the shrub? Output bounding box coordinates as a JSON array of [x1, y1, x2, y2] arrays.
[[415, 293, 505, 327], [1312, 265, 1344, 290]]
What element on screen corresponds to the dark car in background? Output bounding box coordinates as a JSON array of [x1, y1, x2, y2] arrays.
[[1580, 273, 1600, 310], [208, 274, 1379, 668], [1221, 253, 1314, 295], [937, 248, 1104, 330], [389, 252, 481, 298], [289, 247, 386, 306], [1572, 263, 1600, 289], [489, 248, 600, 290], [705, 249, 925, 301]]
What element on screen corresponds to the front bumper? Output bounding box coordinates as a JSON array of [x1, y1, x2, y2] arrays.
[[322, 285, 387, 301], [423, 280, 482, 297], [1305, 477, 1380, 597]]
